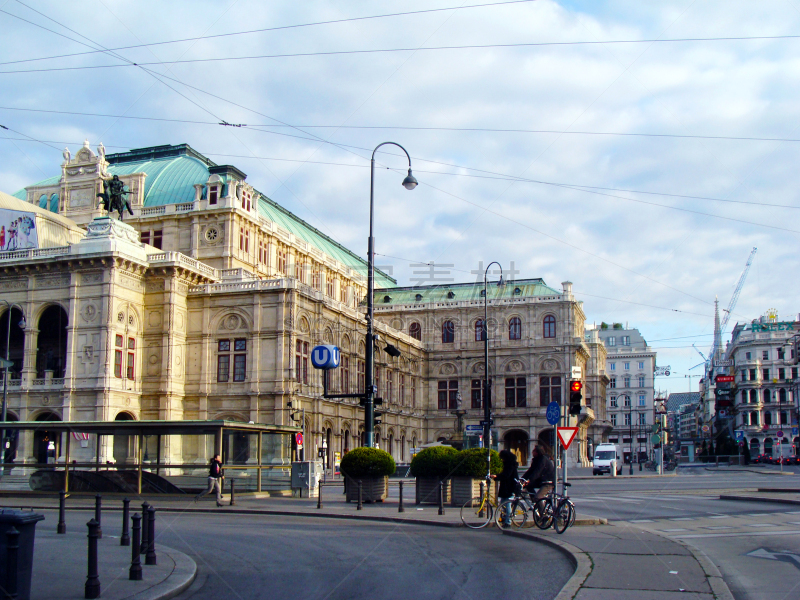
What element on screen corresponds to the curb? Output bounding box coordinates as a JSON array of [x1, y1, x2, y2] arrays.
[[6, 503, 609, 528], [704, 467, 794, 476], [644, 530, 735, 600], [719, 494, 800, 506], [127, 545, 197, 600], [502, 529, 592, 600]]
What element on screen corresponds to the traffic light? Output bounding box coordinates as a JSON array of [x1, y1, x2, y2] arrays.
[[569, 380, 583, 415], [373, 411, 383, 426]]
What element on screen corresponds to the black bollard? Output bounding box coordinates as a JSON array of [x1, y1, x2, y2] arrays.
[[357, 480, 363, 510], [121, 498, 130, 546], [129, 513, 142, 581], [140, 502, 150, 555], [317, 482, 323, 509], [85, 519, 101, 599], [145, 506, 157, 566], [5, 526, 19, 599], [398, 481, 405, 513], [438, 480, 445, 516], [230, 479, 236, 506], [57, 490, 66, 534], [94, 494, 102, 539]]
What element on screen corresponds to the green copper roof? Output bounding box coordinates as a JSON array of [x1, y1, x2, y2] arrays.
[[374, 278, 561, 305], [108, 156, 208, 207], [12, 175, 61, 199]]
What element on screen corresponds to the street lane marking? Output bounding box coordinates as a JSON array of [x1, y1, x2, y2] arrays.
[[629, 519, 655, 523], [708, 515, 730, 519], [702, 526, 733, 530], [669, 517, 695, 521], [745, 523, 778, 527], [669, 530, 800, 539], [659, 528, 689, 532]]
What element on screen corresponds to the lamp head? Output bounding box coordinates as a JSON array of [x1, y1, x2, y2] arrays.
[[384, 343, 401, 358], [402, 169, 418, 190], [18, 316, 26, 329]]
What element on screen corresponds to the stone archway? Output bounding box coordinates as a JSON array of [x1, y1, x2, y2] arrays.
[[537, 429, 555, 457], [34, 411, 61, 465], [113, 411, 136, 464], [36, 305, 68, 378], [504, 429, 529, 466]]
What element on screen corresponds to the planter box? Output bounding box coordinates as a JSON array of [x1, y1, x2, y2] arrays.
[[345, 476, 388, 503], [450, 476, 485, 506], [415, 476, 450, 505]]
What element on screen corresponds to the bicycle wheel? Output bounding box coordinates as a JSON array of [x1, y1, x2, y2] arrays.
[[533, 497, 555, 530], [567, 500, 576, 528], [495, 499, 528, 529], [461, 496, 494, 529], [554, 501, 573, 534]]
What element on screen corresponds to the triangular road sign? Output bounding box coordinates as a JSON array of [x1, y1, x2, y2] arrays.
[[557, 427, 579, 450]]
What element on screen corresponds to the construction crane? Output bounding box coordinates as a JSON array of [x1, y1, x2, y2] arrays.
[[709, 247, 757, 365]]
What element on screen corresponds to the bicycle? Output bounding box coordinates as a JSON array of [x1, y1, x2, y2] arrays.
[[494, 480, 530, 529], [644, 460, 658, 471], [533, 483, 576, 534], [460, 476, 498, 529]]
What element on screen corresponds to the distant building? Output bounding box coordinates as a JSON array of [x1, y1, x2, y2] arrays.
[[594, 325, 657, 463]]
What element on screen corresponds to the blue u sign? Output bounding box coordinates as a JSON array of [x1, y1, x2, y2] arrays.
[[311, 345, 340, 370]]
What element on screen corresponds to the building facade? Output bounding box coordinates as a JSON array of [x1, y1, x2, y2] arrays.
[[594, 326, 657, 463], [0, 142, 609, 470]]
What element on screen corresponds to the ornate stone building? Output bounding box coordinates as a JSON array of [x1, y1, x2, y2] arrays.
[[0, 142, 609, 470]]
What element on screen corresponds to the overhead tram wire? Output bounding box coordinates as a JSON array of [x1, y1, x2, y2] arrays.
[[0, 0, 544, 67], [5, 32, 800, 72]]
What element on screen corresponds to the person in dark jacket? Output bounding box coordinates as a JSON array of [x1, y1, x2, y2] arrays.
[[521, 443, 555, 499], [195, 454, 225, 506], [491, 450, 519, 527]]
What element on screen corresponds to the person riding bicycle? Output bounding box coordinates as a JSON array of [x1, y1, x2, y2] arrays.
[[491, 450, 519, 527], [521, 443, 555, 500]]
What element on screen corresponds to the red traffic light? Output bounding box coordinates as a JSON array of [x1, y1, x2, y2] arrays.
[[570, 380, 582, 392]]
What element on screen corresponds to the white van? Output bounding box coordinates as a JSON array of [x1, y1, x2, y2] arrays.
[[593, 443, 621, 476]]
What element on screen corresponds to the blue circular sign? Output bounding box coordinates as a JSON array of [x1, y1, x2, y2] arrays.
[[546, 401, 561, 425], [311, 345, 340, 370]]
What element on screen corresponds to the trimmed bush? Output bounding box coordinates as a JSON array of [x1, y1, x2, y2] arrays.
[[409, 445, 458, 477], [449, 448, 502, 477], [340, 447, 396, 478]]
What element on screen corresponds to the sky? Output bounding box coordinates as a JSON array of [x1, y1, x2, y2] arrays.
[[1, 0, 798, 395]]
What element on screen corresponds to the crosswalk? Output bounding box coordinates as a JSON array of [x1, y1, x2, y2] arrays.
[[617, 509, 800, 539]]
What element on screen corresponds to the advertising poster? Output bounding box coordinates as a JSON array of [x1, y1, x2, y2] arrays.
[[0, 209, 38, 251]]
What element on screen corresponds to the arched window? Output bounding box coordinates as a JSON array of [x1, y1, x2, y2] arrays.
[[38, 194, 48, 209], [749, 389, 757, 403], [764, 411, 772, 425], [764, 389, 771, 403], [741, 390, 748, 404], [543, 315, 556, 338], [475, 319, 485, 342], [442, 321, 455, 344], [750, 412, 759, 425], [409, 322, 421, 341], [779, 388, 787, 403], [509, 317, 522, 340], [49, 193, 59, 213]]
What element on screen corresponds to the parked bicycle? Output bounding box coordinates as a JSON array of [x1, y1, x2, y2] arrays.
[[494, 480, 531, 529], [532, 482, 576, 534], [460, 476, 500, 528], [644, 460, 658, 471]]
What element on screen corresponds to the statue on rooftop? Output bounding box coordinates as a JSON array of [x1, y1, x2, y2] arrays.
[[97, 175, 134, 221]]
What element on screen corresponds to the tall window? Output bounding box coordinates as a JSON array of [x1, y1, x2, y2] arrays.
[[217, 339, 247, 382], [386, 370, 393, 403], [409, 322, 422, 341], [114, 335, 123, 378], [375, 367, 381, 398], [341, 355, 350, 393], [624, 413, 631, 426], [509, 317, 521, 340], [539, 376, 561, 406], [505, 377, 526, 407], [442, 321, 455, 343], [638, 376, 645, 387], [763, 350, 769, 360], [779, 388, 787, 403], [471, 379, 483, 408], [623, 377, 630, 388], [326, 275, 335, 298], [638, 413, 647, 425], [764, 389, 771, 403], [543, 315, 556, 338], [749, 389, 757, 403], [438, 380, 458, 409], [126, 338, 136, 380], [638, 394, 646, 406], [621, 336, 630, 346], [623, 396, 631, 407], [411, 376, 416, 407], [358, 360, 365, 394], [609, 363, 616, 371], [399, 373, 405, 405], [295, 341, 309, 384], [609, 377, 616, 388], [475, 319, 485, 342], [638, 362, 644, 369], [607, 336, 616, 346], [277, 247, 287, 274], [208, 185, 218, 204], [624, 362, 630, 370], [611, 413, 617, 426], [610, 396, 618, 407], [763, 368, 770, 381]]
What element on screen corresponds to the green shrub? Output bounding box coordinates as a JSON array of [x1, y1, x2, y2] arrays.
[[409, 445, 458, 477], [449, 448, 502, 477], [340, 447, 396, 478]]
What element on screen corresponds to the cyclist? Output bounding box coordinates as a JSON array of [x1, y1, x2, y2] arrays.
[[521, 443, 555, 499], [491, 450, 519, 527]]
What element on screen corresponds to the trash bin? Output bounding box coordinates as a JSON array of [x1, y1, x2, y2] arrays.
[[0, 509, 45, 600]]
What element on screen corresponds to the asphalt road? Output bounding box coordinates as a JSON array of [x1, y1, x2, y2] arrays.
[[562, 468, 800, 600], [45, 510, 573, 600]]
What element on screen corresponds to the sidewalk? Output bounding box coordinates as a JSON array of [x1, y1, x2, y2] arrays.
[[32, 526, 196, 600], [505, 523, 733, 600]]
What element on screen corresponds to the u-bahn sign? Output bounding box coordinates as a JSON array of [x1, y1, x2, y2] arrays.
[[311, 345, 340, 369]]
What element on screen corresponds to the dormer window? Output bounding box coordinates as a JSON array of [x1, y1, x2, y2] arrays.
[[480, 289, 486, 297], [415, 294, 423, 301], [209, 185, 218, 205], [514, 287, 522, 295], [447, 291, 455, 299], [383, 295, 392, 303]]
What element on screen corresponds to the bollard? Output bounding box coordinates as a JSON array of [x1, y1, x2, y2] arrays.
[[145, 506, 157, 566], [121, 498, 130, 546], [230, 479, 236, 506], [94, 494, 102, 539], [398, 481, 405, 513], [479, 481, 485, 518], [357, 480, 363, 510], [317, 482, 323, 509], [140, 502, 150, 555], [5, 526, 19, 599], [57, 490, 66, 534], [129, 513, 142, 581], [438, 480, 445, 516], [85, 519, 101, 599]]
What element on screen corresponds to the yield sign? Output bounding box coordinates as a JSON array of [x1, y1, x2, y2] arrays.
[[557, 427, 579, 450]]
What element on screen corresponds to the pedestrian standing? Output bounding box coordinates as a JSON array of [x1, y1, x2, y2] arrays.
[[195, 454, 225, 507], [491, 450, 519, 527]]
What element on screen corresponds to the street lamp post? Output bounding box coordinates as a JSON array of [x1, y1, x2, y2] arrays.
[[365, 142, 417, 448], [482, 262, 503, 462], [0, 301, 25, 479]]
